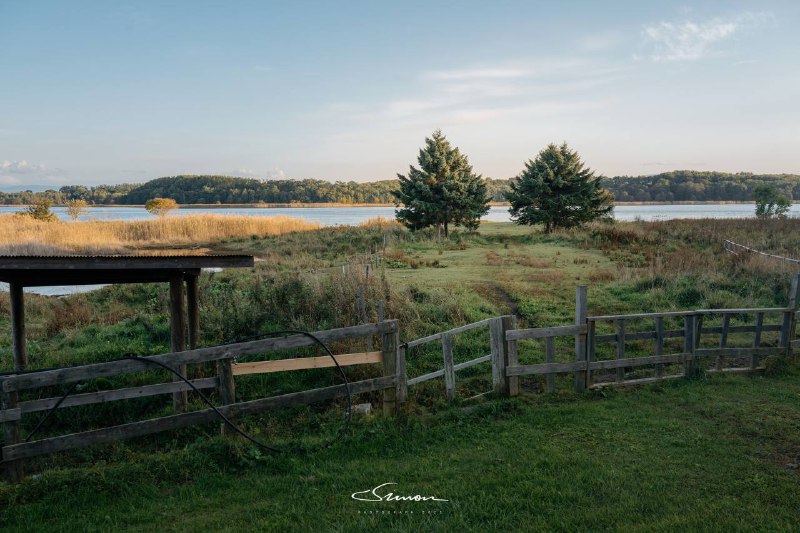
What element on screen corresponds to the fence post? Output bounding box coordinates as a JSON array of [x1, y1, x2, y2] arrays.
[[396, 343, 408, 405], [382, 320, 400, 416], [752, 312, 764, 369], [2, 388, 23, 483], [780, 273, 799, 355], [574, 286, 588, 392], [586, 320, 596, 388], [615, 319, 626, 382], [217, 353, 236, 436], [717, 314, 729, 371], [545, 337, 556, 393], [505, 315, 519, 396], [442, 333, 456, 402], [684, 315, 696, 377], [655, 316, 664, 378], [169, 274, 188, 413], [491, 316, 511, 396]]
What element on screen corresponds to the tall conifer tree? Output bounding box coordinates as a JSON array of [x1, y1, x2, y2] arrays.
[[393, 130, 489, 236], [506, 143, 613, 232]]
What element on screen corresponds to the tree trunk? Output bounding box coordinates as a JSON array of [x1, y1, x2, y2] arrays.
[[444, 218, 449, 237]]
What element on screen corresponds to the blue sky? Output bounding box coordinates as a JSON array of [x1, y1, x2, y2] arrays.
[[1, 1, 798, 186]]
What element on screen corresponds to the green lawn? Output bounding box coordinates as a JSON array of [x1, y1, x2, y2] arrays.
[[3, 369, 800, 531]]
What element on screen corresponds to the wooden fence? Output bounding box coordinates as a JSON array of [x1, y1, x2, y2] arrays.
[[1, 321, 402, 483], [2, 273, 799, 482]]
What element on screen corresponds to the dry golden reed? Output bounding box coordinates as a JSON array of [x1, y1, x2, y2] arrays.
[[0, 213, 320, 255]]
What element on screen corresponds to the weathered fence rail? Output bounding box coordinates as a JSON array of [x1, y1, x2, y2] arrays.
[[2, 274, 799, 482]]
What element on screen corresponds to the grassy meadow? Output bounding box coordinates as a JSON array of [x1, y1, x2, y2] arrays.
[[1, 215, 799, 530]]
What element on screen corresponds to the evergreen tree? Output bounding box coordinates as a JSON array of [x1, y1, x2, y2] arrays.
[[393, 130, 489, 236], [506, 143, 613, 232]]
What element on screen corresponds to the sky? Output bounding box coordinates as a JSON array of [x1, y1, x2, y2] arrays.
[[1, 1, 799, 187]]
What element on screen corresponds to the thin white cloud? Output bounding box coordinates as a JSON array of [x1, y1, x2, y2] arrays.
[[424, 67, 530, 81], [0, 160, 68, 185], [641, 11, 773, 62]]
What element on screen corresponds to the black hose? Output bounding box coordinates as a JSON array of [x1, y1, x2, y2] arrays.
[[20, 329, 352, 453]]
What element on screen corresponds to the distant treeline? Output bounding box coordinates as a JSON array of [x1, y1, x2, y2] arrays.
[[1, 171, 797, 206]]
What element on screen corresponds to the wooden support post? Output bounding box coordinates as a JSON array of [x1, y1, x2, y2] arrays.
[[505, 315, 519, 397], [615, 319, 625, 382], [684, 315, 696, 377], [717, 314, 729, 371], [586, 320, 596, 388], [490, 317, 511, 396], [169, 275, 188, 412], [217, 355, 236, 436], [695, 315, 704, 350], [781, 272, 800, 356], [186, 274, 200, 351], [545, 337, 556, 393], [780, 273, 799, 354], [396, 343, 408, 404], [752, 312, 764, 369], [442, 333, 456, 402], [654, 317, 664, 378], [381, 321, 399, 416], [5, 282, 26, 482], [574, 286, 588, 392], [2, 389, 23, 483]]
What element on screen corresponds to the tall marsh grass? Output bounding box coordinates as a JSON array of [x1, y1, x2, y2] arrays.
[[0, 214, 320, 255]]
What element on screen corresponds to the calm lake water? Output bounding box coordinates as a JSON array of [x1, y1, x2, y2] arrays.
[[2, 203, 798, 225], [2, 203, 796, 295]]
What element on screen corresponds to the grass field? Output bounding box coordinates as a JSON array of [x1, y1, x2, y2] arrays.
[[0, 217, 798, 531], [2, 370, 800, 531]]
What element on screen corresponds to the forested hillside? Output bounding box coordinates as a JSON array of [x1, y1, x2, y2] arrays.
[[0, 171, 797, 205]]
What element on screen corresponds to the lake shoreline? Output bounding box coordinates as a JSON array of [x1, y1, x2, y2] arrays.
[[0, 200, 771, 208]]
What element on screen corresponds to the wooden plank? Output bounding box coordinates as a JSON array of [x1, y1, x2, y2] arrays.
[[186, 274, 200, 350], [0, 255, 254, 271], [505, 315, 519, 397], [588, 353, 686, 370], [407, 369, 445, 386], [654, 316, 664, 378], [169, 275, 188, 413], [10, 282, 27, 372], [405, 318, 493, 348], [717, 314, 730, 371], [1, 389, 22, 482], [683, 315, 696, 377], [695, 347, 784, 358], [406, 354, 492, 386], [382, 321, 399, 416], [0, 407, 21, 423], [442, 333, 455, 402], [232, 351, 383, 376], [545, 337, 556, 393], [3, 322, 391, 392], [505, 324, 585, 340], [1, 376, 395, 462], [588, 311, 694, 321], [17, 378, 219, 414], [615, 319, 625, 382], [694, 307, 790, 314], [506, 361, 586, 377], [593, 324, 781, 343], [217, 356, 235, 437], [590, 374, 684, 389], [752, 312, 764, 369], [490, 318, 507, 395], [396, 345, 408, 403], [707, 367, 765, 374], [574, 286, 588, 392]]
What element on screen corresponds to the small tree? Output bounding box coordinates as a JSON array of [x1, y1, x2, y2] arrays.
[[65, 198, 89, 221], [145, 197, 179, 218], [393, 130, 489, 237], [21, 199, 57, 222], [753, 185, 791, 219], [506, 143, 613, 232]]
